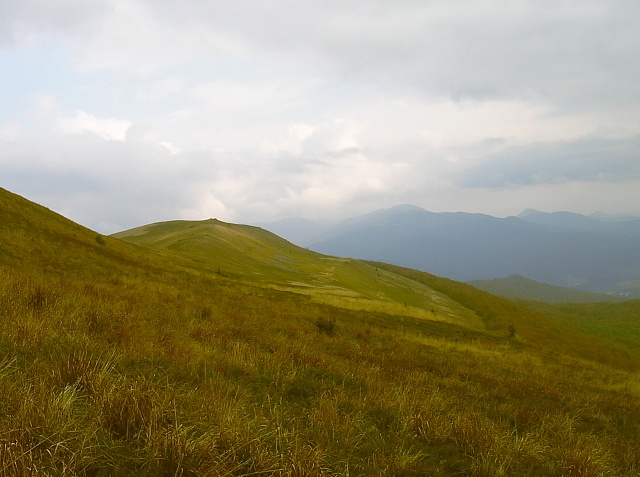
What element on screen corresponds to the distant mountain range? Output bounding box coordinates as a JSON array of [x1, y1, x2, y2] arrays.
[[260, 206, 640, 297]]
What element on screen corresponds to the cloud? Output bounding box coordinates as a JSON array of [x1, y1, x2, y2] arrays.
[[0, 122, 20, 142], [57, 110, 131, 141], [189, 78, 317, 117], [141, 77, 186, 101], [71, 0, 247, 76], [6, 1, 639, 108], [158, 141, 181, 155], [455, 134, 640, 188], [0, 131, 204, 231], [0, 0, 108, 46], [259, 124, 315, 157], [1, 0, 640, 231], [147, 1, 640, 107]]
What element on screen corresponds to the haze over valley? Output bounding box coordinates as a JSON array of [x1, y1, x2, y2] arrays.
[[261, 205, 640, 298]]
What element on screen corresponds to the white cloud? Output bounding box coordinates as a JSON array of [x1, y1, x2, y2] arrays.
[[159, 141, 181, 155], [57, 110, 131, 141], [0, 122, 21, 142], [70, 0, 245, 76], [0, 0, 108, 46], [259, 124, 315, 156], [32, 94, 58, 114], [142, 77, 185, 100], [189, 78, 318, 115]]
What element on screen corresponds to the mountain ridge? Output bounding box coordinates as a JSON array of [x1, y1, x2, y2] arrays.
[[113, 216, 483, 326], [469, 274, 627, 303], [260, 204, 640, 297]]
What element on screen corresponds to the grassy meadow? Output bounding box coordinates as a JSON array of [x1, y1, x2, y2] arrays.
[[1, 186, 640, 476]]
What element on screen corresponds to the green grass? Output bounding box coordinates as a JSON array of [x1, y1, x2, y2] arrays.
[[2, 186, 640, 475], [113, 219, 482, 329], [370, 261, 640, 370], [469, 275, 626, 303]]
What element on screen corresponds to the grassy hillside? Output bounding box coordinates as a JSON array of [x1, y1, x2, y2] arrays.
[[469, 274, 625, 303], [113, 220, 480, 328], [523, 299, 640, 355], [2, 186, 640, 476], [370, 261, 640, 371]]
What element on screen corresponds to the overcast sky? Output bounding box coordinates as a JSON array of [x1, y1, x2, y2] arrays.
[[2, 0, 639, 233]]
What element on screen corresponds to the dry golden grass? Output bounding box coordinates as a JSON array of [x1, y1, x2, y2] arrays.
[[2, 187, 640, 475], [4, 265, 639, 476]]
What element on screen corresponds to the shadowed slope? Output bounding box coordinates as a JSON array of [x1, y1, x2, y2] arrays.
[[469, 274, 625, 303]]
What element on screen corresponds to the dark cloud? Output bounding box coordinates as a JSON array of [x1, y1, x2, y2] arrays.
[[5, 0, 639, 108], [0, 0, 108, 46], [456, 134, 640, 188], [153, 1, 640, 108]]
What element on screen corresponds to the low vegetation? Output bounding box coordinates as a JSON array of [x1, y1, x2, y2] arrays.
[[469, 274, 626, 303], [1, 187, 640, 475]]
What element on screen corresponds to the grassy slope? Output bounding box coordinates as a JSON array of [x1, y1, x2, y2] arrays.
[[524, 300, 640, 354], [371, 261, 640, 371], [469, 275, 624, 304], [0, 188, 205, 284], [113, 220, 481, 329], [1, 186, 640, 476]]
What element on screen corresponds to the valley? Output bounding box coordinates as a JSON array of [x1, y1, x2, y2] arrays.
[[262, 205, 640, 298]]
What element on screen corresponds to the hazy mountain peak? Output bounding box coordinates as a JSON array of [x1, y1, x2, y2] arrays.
[[470, 274, 625, 303], [387, 204, 426, 213], [518, 208, 542, 217]]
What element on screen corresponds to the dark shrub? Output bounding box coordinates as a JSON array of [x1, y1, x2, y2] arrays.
[[314, 316, 337, 336]]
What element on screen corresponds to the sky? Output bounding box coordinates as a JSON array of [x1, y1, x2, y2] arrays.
[[1, 0, 639, 233]]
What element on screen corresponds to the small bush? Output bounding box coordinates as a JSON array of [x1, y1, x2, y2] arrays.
[[314, 316, 337, 336], [27, 285, 57, 311], [199, 305, 212, 320]]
